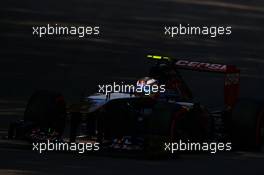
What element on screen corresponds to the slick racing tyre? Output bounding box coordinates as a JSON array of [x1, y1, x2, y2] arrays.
[[24, 90, 66, 134], [231, 99, 264, 151]]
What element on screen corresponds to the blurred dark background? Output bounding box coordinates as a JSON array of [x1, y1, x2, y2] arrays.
[[1, 0, 264, 107]]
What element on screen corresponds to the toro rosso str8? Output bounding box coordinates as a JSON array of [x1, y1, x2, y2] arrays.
[[8, 55, 264, 153]]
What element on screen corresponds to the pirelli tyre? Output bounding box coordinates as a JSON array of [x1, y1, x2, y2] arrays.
[[24, 90, 66, 134], [231, 99, 264, 151]]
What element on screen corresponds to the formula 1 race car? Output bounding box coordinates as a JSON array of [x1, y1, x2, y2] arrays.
[[8, 55, 264, 154]]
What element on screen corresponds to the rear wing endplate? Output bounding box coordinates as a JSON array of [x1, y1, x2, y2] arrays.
[[147, 55, 240, 108]]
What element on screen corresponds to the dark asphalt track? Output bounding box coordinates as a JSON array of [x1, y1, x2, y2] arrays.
[[0, 147, 264, 175], [1, 0, 264, 174]]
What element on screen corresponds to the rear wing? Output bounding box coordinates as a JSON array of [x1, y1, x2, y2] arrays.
[[147, 55, 240, 108]]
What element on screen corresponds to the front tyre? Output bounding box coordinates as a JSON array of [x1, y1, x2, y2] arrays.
[[24, 90, 66, 134]]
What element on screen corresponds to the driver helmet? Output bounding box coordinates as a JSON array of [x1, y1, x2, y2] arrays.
[[136, 77, 159, 97]]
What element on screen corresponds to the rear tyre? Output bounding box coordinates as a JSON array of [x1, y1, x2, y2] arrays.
[[231, 99, 264, 151], [24, 90, 66, 134]]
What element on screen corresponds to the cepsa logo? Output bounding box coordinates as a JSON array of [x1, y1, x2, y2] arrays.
[[175, 60, 227, 72]]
